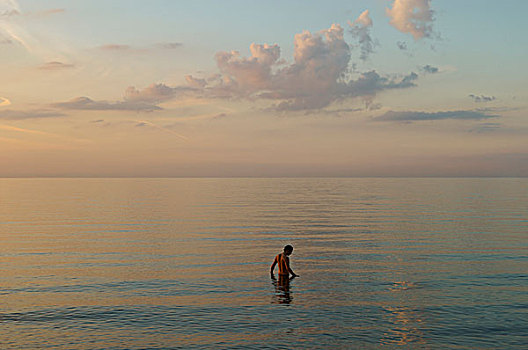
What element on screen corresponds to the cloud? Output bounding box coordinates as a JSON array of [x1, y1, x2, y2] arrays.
[[0, 0, 20, 17], [184, 24, 418, 111], [468, 122, 501, 133], [55, 82, 199, 112], [0, 109, 66, 119], [396, 41, 408, 51], [374, 109, 499, 122], [386, 0, 435, 40], [185, 75, 207, 89], [52, 96, 161, 112], [124, 83, 179, 103], [36, 8, 65, 16], [38, 61, 75, 70], [420, 64, 438, 74], [469, 94, 496, 103], [348, 10, 376, 61], [157, 42, 183, 49], [0, 97, 11, 106], [98, 44, 131, 51]]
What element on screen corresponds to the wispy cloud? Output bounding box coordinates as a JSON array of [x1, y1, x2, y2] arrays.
[[0, 0, 20, 17], [0, 97, 11, 106], [374, 109, 499, 122], [134, 120, 189, 141], [386, 0, 436, 40], [469, 94, 496, 103], [156, 42, 183, 49], [55, 83, 196, 112], [468, 122, 501, 133], [52, 97, 161, 112], [98, 44, 131, 51], [420, 64, 438, 74], [124, 83, 186, 103], [348, 10, 376, 61], [0, 109, 65, 120], [34, 8, 65, 17], [37, 61, 75, 70]]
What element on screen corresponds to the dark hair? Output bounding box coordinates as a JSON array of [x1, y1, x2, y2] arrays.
[[283, 245, 293, 252]]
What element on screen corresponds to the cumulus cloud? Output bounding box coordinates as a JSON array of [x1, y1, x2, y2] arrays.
[[184, 24, 418, 111], [185, 75, 207, 89], [386, 0, 435, 40], [374, 109, 499, 122], [38, 61, 75, 70], [348, 10, 376, 61], [469, 94, 496, 103], [67, 23, 420, 113], [0, 109, 65, 119], [214, 42, 281, 95], [52, 96, 161, 112]]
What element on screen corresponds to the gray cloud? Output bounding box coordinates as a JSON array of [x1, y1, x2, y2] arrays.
[[124, 83, 180, 103], [52, 96, 161, 112], [54, 83, 196, 112], [348, 10, 376, 61], [420, 64, 438, 74], [469, 94, 496, 103], [374, 109, 499, 122], [396, 41, 408, 51], [157, 42, 183, 49], [38, 61, 75, 70], [0, 109, 66, 120]]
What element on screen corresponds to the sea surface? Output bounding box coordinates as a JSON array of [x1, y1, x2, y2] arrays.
[[0, 178, 526, 349]]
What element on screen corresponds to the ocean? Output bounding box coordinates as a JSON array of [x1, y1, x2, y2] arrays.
[[0, 178, 526, 349]]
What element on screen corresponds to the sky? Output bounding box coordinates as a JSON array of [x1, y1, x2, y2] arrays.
[[0, 0, 527, 177]]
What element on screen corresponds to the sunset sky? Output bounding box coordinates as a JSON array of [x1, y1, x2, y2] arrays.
[[1, 0, 527, 177]]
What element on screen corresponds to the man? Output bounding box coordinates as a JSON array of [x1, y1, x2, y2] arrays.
[[270, 244, 298, 278]]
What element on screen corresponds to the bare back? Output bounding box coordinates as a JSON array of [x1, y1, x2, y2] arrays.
[[275, 253, 289, 275]]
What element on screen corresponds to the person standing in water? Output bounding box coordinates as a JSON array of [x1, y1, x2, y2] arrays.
[[270, 244, 298, 278]]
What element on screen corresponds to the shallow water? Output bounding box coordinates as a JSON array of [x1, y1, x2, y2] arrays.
[[0, 178, 526, 349]]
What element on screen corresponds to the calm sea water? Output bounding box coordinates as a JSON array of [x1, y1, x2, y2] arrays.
[[0, 178, 526, 349]]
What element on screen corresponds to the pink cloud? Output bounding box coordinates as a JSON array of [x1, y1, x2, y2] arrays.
[[386, 0, 435, 40]]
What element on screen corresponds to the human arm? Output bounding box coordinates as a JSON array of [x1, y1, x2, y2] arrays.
[[286, 256, 298, 277], [270, 256, 277, 275]]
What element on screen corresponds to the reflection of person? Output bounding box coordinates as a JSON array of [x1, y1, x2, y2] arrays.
[[271, 273, 294, 304], [270, 245, 298, 278]]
